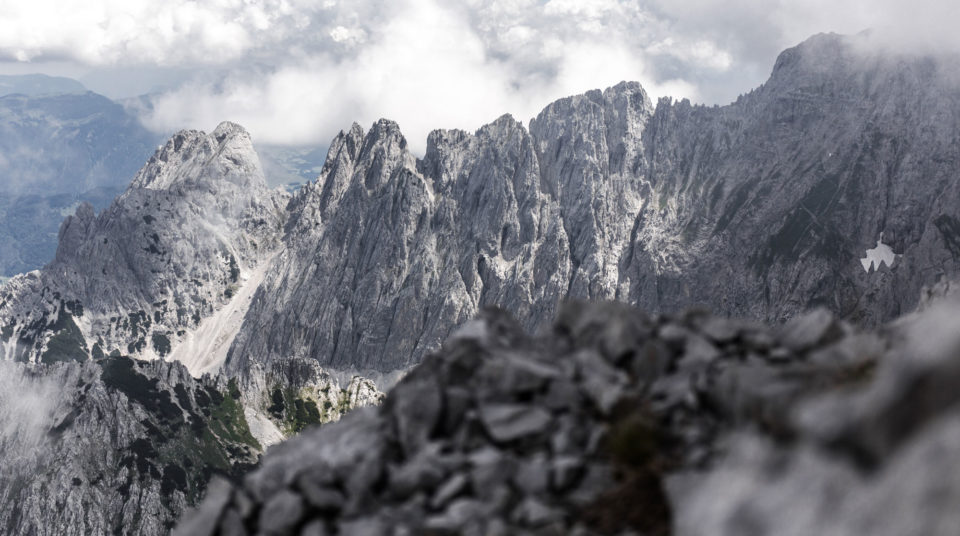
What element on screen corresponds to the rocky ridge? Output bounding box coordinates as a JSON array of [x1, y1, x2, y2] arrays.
[[180, 299, 897, 535], [0, 121, 384, 533], [227, 32, 960, 374], [4, 32, 959, 379]]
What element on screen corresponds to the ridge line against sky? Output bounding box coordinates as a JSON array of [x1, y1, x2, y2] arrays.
[[0, 0, 957, 153]]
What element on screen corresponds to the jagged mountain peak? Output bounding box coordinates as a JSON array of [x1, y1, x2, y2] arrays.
[[477, 113, 527, 141], [320, 122, 366, 173], [764, 31, 958, 98], [359, 118, 412, 157], [1, 119, 288, 369], [129, 121, 266, 192], [289, 118, 421, 233], [211, 120, 248, 143], [534, 80, 653, 122]]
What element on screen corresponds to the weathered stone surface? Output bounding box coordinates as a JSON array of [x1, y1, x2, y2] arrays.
[[479, 404, 553, 443], [670, 300, 960, 536], [0, 357, 262, 536], [184, 299, 888, 535], [258, 490, 305, 535], [431, 473, 469, 509], [386, 366, 443, 456], [297, 479, 345, 513], [172, 478, 233, 536], [1, 121, 287, 373], [778, 308, 844, 352]]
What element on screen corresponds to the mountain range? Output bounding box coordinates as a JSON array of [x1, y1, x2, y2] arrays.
[[1, 32, 959, 534]]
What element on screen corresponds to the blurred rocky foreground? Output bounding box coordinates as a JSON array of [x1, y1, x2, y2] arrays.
[[177, 297, 960, 535]]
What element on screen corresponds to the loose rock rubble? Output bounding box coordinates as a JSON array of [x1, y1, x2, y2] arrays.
[[672, 301, 960, 536], [178, 301, 877, 535]]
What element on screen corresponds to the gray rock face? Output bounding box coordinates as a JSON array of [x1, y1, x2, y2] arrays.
[[7, 32, 960, 378], [0, 356, 261, 536], [0, 121, 287, 370], [622, 33, 960, 326], [0, 122, 387, 535], [3, 31, 960, 535], [226, 112, 577, 373], [0, 352, 381, 536], [227, 32, 960, 374]]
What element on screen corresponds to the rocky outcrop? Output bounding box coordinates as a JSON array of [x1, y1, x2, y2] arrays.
[[180, 300, 886, 535], [670, 299, 960, 536], [0, 119, 385, 535], [226, 113, 577, 374], [3, 31, 960, 535], [623, 33, 960, 325]]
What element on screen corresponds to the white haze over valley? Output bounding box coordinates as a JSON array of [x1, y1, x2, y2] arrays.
[[0, 0, 957, 154]]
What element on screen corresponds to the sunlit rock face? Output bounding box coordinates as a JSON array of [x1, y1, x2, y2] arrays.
[[0, 121, 288, 369]]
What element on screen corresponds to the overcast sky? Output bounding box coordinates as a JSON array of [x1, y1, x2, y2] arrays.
[[0, 0, 956, 152]]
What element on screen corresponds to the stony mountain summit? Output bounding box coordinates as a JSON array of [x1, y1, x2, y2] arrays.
[[182, 296, 960, 535]]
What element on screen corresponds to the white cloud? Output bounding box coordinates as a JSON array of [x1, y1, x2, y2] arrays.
[[646, 38, 733, 71], [141, 0, 684, 153], [2, 0, 959, 152], [329, 26, 368, 45]]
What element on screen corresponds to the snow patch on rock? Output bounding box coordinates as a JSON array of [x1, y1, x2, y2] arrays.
[[860, 233, 898, 272]]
